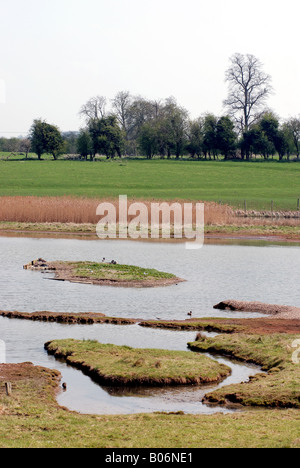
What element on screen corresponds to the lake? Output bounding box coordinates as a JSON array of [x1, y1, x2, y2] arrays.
[[1, 236, 299, 319]]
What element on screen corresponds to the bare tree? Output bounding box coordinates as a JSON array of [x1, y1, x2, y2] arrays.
[[6, 138, 20, 154], [224, 53, 273, 133], [19, 138, 31, 159], [79, 96, 107, 122], [111, 91, 132, 133]]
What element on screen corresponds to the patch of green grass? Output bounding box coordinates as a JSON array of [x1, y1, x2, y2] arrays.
[[189, 333, 300, 408], [206, 224, 300, 237], [72, 261, 176, 282], [0, 221, 96, 233], [1, 159, 300, 210], [45, 339, 231, 385]]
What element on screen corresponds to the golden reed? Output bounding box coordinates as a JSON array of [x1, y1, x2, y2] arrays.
[[0, 196, 233, 225]]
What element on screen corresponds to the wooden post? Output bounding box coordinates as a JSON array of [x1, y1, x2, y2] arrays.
[[5, 382, 12, 396], [297, 199, 300, 211], [244, 200, 247, 212]]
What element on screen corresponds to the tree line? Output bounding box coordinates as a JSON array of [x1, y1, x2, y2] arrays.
[[2, 53, 300, 161]]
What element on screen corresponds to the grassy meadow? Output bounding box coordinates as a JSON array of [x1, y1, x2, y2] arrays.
[[0, 158, 300, 211]]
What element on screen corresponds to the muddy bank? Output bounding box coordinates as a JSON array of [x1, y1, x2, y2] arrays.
[[0, 310, 137, 326], [140, 317, 300, 335], [0, 362, 61, 406], [214, 300, 300, 319], [2, 309, 300, 334], [0, 362, 60, 383]]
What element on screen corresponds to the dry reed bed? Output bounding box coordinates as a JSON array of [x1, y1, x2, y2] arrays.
[[1, 196, 299, 228], [0, 196, 233, 225]]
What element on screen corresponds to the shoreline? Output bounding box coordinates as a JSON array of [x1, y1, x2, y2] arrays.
[[0, 361, 299, 448], [0, 221, 299, 244]]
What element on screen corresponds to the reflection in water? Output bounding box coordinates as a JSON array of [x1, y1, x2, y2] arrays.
[[55, 348, 260, 415], [0, 316, 260, 415]]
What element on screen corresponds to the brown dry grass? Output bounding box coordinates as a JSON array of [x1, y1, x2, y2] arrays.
[[0, 196, 233, 226], [0, 196, 99, 224], [1, 196, 299, 230]]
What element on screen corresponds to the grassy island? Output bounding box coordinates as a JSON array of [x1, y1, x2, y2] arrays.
[[23, 258, 183, 288], [189, 333, 300, 408], [45, 339, 231, 387]]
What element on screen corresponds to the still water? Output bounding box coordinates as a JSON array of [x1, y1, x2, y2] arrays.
[[1, 236, 299, 319], [0, 236, 299, 414]]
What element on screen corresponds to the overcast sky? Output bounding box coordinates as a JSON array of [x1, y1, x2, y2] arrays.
[[1, 0, 300, 136]]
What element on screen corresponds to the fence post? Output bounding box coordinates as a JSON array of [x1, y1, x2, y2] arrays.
[[5, 382, 12, 396], [297, 199, 300, 211]]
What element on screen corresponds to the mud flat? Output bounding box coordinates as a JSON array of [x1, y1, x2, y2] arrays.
[[45, 339, 231, 387], [0, 310, 137, 325], [140, 317, 300, 335], [214, 300, 300, 319], [3, 310, 300, 334], [23, 258, 184, 288]]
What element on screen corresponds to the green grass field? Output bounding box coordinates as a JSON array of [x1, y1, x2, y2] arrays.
[[0, 158, 300, 211]]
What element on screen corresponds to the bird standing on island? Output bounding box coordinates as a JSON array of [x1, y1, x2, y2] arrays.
[[187, 311, 192, 317]]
